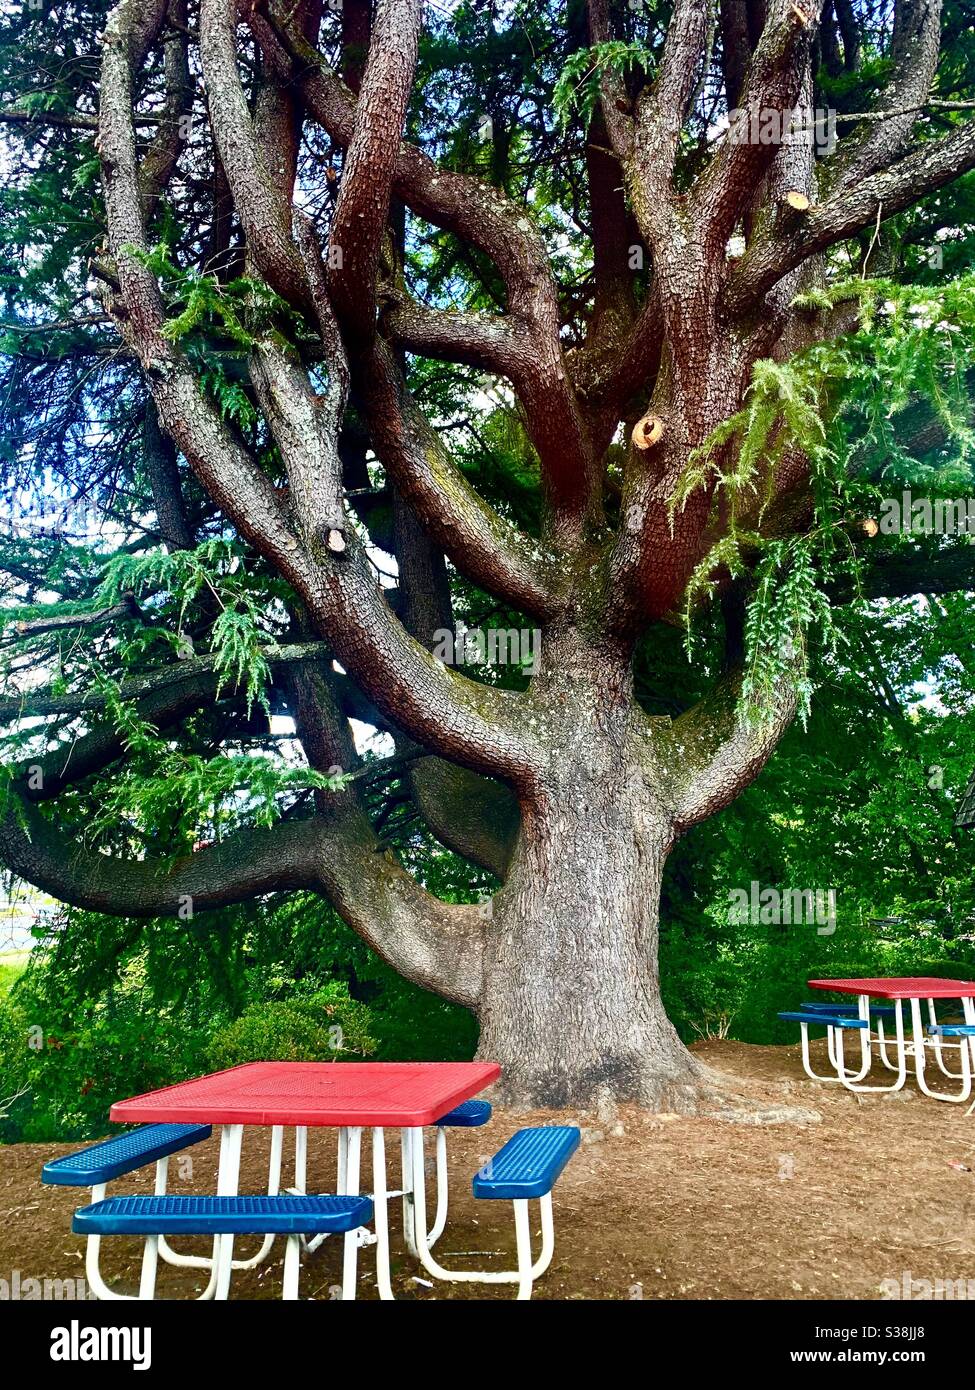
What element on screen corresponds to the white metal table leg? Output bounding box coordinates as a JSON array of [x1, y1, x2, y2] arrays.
[[372, 1127, 395, 1301], [910, 998, 973, 1102], [400, 1127, 418, 1256], [926, 999, 963, 1077], [294, 1126, 307, 1192], [408, 1126, 552, 1289], [426, 1127, 450, 1247], [339, 1126, 362, 1300], [337, 1126, 348, 1192], [856, 992, 872, 1074], [964, 997, 975, 1115], [282, 1235, 301, 1301], [232, 1125, 283, 1269], [214, 1124, 243, 1300], [138, 1236, 159, 1300], [875, 1019, 901, 1071], [835, 1001, 907, 1092], [513, 1200, 533, 1300], [305, 1127, 347, 1255], [85, 1181, 134, 1301]]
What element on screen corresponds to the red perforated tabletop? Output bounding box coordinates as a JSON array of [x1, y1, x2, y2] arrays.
[[809, 977, 975, 1001], [109, 1061, 501, 1128]]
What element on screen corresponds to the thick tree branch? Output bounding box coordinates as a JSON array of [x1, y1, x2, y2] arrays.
[[326, 0, 422, 351], [0, 790, 325, 916], [666, 669, 799, 833], [725, 118, 975, 313], [0, 642, 328, 722], [101, 0, 539, 783], [361, 342, 560, 620], [256, 0, 599, 521], [695, 0, 820, 242], [139, 0, 191, 227], [828, 0, 943, 192]]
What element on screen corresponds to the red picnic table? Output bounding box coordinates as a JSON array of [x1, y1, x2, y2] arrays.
[[110, 1060, 500, 1299], [808, 977, 975, 1101]]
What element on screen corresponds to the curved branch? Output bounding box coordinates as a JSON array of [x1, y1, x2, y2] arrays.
[[199, 0, 308, 304], [0, 790, 324, 916], [256, 2, 598, 520], [193, 0, 557, 620], [828, 0, 943, 192], [664, 668, 798, 833], [694, 0, 820, 243], [326, 0, 422, 349], [139, 0, 191, 227], [316, 813, 486, 1007], [362, 342, 560, 620], [99, 1, 539, 785], [8, 674, 224, 801], [634, 0, 713, 228], [0, 784, 486, 1006], [725, 117, 975, 314], [382, 294, 528, 379]]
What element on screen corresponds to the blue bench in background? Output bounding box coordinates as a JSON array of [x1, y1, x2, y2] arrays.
[[799, 1001, 899, 1019], [778, 1011, 868, 1029], [435, 1099, 492, 1127]]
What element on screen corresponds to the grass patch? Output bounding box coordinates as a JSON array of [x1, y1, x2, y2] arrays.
[[0, 953, 28, 996]]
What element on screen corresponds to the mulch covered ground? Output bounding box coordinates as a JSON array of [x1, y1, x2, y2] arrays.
[[2, 1038, 974, 1300]]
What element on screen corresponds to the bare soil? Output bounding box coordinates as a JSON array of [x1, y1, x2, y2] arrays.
[[2, 1039, 974, 1301]]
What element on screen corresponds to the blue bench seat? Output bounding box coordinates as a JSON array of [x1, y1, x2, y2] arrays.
[[473, 1125, 580, 1200], [433, 1100, 492, 1127], [928, 1024, 975, 1037], [42, 1124, 212, 1187], [801, 1002, 899, 1018], [778, 1011, 867, 1028], [73, 1193, 373, 1237]]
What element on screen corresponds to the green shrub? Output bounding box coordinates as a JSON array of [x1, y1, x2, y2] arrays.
[[208, 983, 377, 1068], [0, 994, 210, 1143], [0, 994, 31, 1137]]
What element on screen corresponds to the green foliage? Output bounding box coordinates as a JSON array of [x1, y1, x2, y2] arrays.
[[659, 586, 975, 1043], [208, 984, 377, 1068], [97, 539, 279, 711], [739, 538, 835, 725], [0, 990, 208, 1143], [86, 749, 347, 848], [553, 41, 655, 130], [132, 244, 295, 350], [673, 274, 975, 724], [0, 891, 477, 1142]]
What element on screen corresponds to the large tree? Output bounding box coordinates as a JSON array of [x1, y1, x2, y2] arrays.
[[1, 0, 974, 1106]]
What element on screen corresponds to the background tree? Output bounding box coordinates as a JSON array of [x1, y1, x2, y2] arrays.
[[1, 0, 974, 1108]]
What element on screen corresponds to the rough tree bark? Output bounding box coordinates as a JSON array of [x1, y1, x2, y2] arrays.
[[2, 0, 974, 1108]]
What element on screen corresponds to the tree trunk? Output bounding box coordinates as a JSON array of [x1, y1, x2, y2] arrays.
[[475, 632, 710, 1110]]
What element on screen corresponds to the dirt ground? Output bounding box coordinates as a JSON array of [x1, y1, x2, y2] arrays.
[[2, 1039, 975, 1301]]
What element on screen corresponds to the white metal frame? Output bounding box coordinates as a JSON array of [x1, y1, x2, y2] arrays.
[[833, 1000, 907, 1093], [907, 998, 975, 1103], [798, 990, 975, 1103], [87, 1123, 370, 1301], [795, 1016, 871, 1084], [369, 1126, 552, 1299]]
